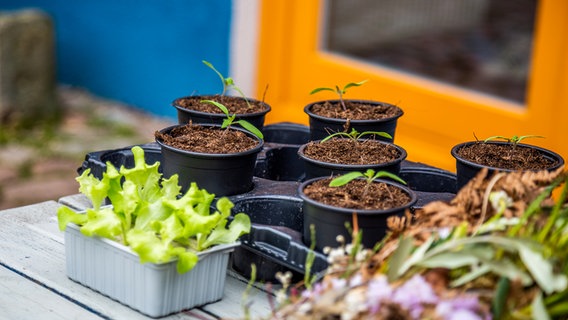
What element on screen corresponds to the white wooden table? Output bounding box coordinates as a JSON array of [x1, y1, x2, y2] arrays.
[[0, 195, 274, 319]]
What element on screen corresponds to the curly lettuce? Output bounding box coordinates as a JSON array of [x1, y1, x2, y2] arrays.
[[57, 146, 251, 274]]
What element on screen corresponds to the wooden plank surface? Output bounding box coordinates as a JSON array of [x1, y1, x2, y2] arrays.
[[0, 200, 273, 319], [0, 265, 102, 320]]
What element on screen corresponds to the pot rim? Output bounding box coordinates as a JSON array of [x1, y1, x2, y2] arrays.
[[298, 176, 417, 215], [172, 95, 271, 117], [297, 139, 407, 168], [450, 140, 565, 172], [155, 124, 264, 158], [304, 99, 404, 124]]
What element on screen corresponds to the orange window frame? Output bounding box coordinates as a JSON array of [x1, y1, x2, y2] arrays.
[[255, 0, 568, 172]]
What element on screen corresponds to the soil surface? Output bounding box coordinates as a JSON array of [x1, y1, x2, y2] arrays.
[[155, 124, 259, 154], [456, 142, 556, 170], [302, 139, 401, 165], [0, 86, 173, 210], [308, 100, 402, 120], [302, 177, 411, 210], [173, 95, 269, 114]]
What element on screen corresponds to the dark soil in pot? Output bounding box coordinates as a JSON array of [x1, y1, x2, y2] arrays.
[[451, 141, 565, 190], [302, 178, 411, 210], [298, 138, 406, 179], [302, 139, 401, 165], [455, 142, 557, 170], [154, 124, 258, 154], [305, 99, 403, 142], [173, 95, 271, 129], [154, 123, 263, 196], [299, 177, 417, 251], [309, 100, 401, 120]]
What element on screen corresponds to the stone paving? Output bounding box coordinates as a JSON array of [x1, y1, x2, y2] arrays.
[[0, 86, 174, 210]]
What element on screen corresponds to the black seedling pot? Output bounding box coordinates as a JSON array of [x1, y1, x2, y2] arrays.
[[451, 141, 565, 191], [172, 95, 271, 130], [297, 139, 407, 180], [155, 124, 264, 196], [253, 122, 310, 181], [304, 99, 403, 142], [262, 122, 310, 145], [298, 177, 417, 252], [254, 146, 306, 181]]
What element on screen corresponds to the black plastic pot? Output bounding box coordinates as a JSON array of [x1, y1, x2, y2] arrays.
[[451, 141, 565, 191], [399, 162, 457, 209], [155, 124, 264, 196], [255, 146, 306, 181], [173, 95, 271, 130], [229, 195, 328, 282], [297, 139, 407, 180], [262, 122, 310, 145], [304, 99, 403, 142], [298, 177, 417, 251]]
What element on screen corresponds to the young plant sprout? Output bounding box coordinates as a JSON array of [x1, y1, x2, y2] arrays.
[[483, 134, 544, 150], [330, 168, 406, 200], [329, 168, 406, 187], [202, 60, 251, 108], [320, 128, 392, 143], [201, 100, 264, 140], [310, 80, 368, 111]]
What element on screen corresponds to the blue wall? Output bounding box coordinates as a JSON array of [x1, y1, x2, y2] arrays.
[[0, 0, 232, 119]]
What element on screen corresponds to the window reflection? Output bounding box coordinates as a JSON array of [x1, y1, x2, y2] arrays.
[[324, 0, 537, 104]]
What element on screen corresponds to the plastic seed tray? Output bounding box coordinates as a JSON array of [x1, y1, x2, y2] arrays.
[[78, 122, 457, 282]]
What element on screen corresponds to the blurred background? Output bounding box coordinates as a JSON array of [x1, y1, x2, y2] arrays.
[[0, 0, 566, 209]]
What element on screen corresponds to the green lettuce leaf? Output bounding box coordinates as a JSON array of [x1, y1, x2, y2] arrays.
[[56, 146, 251, 274]]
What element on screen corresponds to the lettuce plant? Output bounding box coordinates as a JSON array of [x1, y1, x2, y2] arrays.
[[57, 146, 251, 274]]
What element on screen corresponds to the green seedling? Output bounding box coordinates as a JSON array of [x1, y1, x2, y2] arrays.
[[202, 60, 252, 108], [484, 135, 544, 150], [310, 80, 368, 111], [330, 168, 406, 188], [320, 128, 392, 143], [201, 100, 264, 140]]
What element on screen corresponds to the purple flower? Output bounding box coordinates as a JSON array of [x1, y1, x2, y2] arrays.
[[391, 275, 439, 319], [366, 276, 393, 313], [436, 296, 485, 320]]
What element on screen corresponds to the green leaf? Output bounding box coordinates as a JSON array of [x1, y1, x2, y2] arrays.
[[201, 99, 229, 116], [387, 236, 413, 282], [76, 168, 109, 210], [398, 236, 434, 275], [309, 87, 335, 95], [236, 120, 264, 140], [80, 207, 123, 239], [57, 206, 88, 231], [199, 213, 251, 250], [532, 291, 551, 320], [371, 171, 407, 185], [492, 277, 510, 319], [517, 242, 568, 294], [176, 250, 199, 274], [152, 213, 184, 245], [126, 228, 172, 264], [329, 171, 364, 187], [343, 80, 368, 91]]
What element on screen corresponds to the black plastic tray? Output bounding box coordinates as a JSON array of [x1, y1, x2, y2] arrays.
[[78, 122, 457, 282]]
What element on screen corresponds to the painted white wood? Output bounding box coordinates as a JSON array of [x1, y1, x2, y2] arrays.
[[0, 266, 101, 320], [0, 200, 272, 319], [230, 0, 260, 97]]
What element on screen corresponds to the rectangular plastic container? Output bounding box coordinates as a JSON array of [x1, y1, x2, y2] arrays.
[[64, 223, 238, 318]]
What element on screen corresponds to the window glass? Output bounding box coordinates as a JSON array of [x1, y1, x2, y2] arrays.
[[324, 0, 537, 103]]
